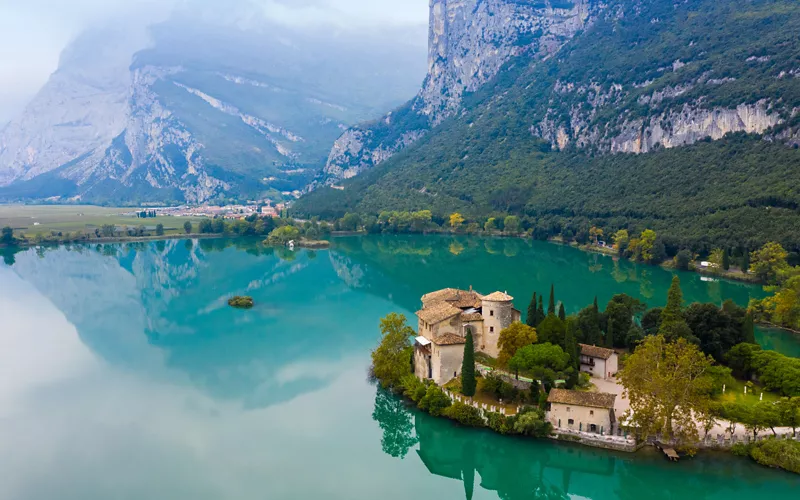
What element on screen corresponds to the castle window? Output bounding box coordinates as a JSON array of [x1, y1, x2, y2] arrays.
[[490, 310, 494, 317], [566, 407, 571, 412], [489, 327, 494, 333], [568, 419, 574, 425], [590, 410, 594, 416]]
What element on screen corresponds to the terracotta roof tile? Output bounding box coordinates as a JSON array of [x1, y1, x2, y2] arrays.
[[547, 389, 616, 409], [483, 291, 514, 302], [435, 333, 467, 345], [461, 312, 484, 322], [580, 344, 616, 360], [416, 302, 462, 324]]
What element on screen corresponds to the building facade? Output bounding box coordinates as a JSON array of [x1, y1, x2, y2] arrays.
[[547, 389, 617, 435], [414, 288, 521, 385], [578, 344, 619, 380]]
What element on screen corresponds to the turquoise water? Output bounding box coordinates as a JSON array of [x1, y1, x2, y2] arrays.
[[1, 235, 797, 499]]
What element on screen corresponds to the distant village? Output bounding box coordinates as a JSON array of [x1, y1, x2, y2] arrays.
[[128, 201, 286, 220]]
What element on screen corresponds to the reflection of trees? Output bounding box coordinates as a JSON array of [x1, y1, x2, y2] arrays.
[[450, 241, 465, 256], [639, 269, 654, 300], [371, 387, 417, 459], [612, 260, 628, 284]]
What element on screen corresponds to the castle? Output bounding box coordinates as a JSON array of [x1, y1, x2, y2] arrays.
[[414, 287, 520, 385]]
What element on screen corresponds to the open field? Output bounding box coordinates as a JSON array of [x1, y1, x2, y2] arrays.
[[715, 378, 782, 407], [0, 205, 205, 237]]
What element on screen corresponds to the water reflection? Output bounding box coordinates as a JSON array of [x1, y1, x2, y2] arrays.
[[371, 386, 800, 500]]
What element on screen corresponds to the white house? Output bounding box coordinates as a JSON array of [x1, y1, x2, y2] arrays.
[[578, 344, 619, 380]]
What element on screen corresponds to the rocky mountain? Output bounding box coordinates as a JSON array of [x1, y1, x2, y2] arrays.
[[296, 0, 800, 253], [0, 2, 426, 204], [321, 0, 602, 183]]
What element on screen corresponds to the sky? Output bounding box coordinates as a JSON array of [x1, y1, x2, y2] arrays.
[[0, 0, 429, 125]]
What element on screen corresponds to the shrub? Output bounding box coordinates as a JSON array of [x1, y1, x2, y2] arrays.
[[228, 296, 254, 309], [400, 374, 426, 403], [418, 386, 452, 417], [731, 443, 752, 457], [513, 408, 552, 437], [748, 439, 800, 474], [443, 402, 485, 427]]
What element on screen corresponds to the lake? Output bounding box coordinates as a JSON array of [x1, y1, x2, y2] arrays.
[[1, 235, 798, 499]]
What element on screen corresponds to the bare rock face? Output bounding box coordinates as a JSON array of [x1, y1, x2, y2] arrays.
[[0, 26, 145, 187], [321, 0, 601, 185], [421, 0, 595, 123]]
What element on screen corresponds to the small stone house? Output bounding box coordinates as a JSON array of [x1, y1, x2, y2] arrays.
[[414, 287, 521, 385], [547, 389, 617, 435], [578, 344, 619, 380]]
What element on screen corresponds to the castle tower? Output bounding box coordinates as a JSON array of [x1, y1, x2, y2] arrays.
[[480, 291, 515, 358]]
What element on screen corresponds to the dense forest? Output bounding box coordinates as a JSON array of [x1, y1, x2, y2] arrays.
[[295, 0, 800, 256]]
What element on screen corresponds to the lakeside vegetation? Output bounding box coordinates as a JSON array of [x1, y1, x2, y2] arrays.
[[227, 296, 254, 309], [371, 275, 800, 473]]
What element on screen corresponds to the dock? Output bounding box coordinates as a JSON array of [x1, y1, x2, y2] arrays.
[[654, 442, 680, 462]]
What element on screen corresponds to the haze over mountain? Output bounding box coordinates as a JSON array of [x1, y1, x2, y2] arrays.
[[0, 0, 427, 204]]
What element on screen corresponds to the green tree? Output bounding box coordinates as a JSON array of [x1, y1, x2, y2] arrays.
[[613, 229, 629, 255], [619, 335, 713, 444], [484, 217, 497, 232], [183, 221, 193, 234], [371, 313, 414, 388], [155, 223, 164, 236], [537, 296, 545, 326], [741, 250, 751, 274], [510, 343, 571, 372], [497, 322, 538, 366], [674, 249, 692, 270], [198, 218, 214, 233], [777, 397, 800, 437], [419, 385, 452, 416], [461, 331, 477, 397], [605, 321, 614, 348], [751, 242, 789, 284], [548, 284, 556, 316], [558, 303, 566, 321], [537, 314, 566, 347], [526, 292, 538, 327], [266, 225, 300, 245], [742, 311, 756, 344], [411, 210, 432, 232], [724, 343, 763, 379], [0, 226, 14, 245], [659, 276, 694, 342], [722, 249, 731, 271], [340, 213, 362, 232], [604, 294, 646, 348], [638, 229, 658, 263], [504, 215, 521, 234]]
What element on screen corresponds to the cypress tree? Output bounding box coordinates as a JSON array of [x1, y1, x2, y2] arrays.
[[527, 293, 538, 327], [593, 296, 599, 313], [659, 276, 692, 341], [741, 250, 750, 273], [722, 249, 730, 271], [537, 296, 545, 326], [558, 303, 566, 321], [461, 331, 476, 397], [743, 311, 756, 344], [605, 321, 614, 348], [548, 284, 556, 316]]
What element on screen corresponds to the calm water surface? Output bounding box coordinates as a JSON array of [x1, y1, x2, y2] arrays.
[[1, 235, 798, 499]]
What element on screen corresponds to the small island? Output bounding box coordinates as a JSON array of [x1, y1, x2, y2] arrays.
[[228, 296, 254, 309]]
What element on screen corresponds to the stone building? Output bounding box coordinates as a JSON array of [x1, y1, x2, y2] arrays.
[[578, 344, 619, 380], [547, 389, 617, 435], [414, 287, 520, 385]]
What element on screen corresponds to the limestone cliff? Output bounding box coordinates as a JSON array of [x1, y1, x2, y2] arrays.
[[321, 0, 602, 185]]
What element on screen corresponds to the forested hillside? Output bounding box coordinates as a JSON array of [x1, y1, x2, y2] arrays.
[[295, 0, 800, 255]]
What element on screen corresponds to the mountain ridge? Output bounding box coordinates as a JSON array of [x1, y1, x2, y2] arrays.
[[295, 0, 800, 254]]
